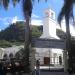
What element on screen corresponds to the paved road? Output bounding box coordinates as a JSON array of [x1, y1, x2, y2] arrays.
[[40, 72, 66, 75], [6, 70, 75, 75], [33, 70, 75, 75]]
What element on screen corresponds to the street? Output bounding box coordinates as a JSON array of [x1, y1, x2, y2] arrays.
[[40, 71, 66, 75], [34, 70, 75, 75]]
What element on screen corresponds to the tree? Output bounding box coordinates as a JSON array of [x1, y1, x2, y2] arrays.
[[22, 0, 46, 73], [0, 0, 20, 9], [58, 0, 74, 72]]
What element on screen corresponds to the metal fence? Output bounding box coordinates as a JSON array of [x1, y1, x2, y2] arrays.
[[35, 56, 63, 66]]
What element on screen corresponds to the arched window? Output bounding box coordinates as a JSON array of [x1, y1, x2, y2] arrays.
[[9, 53, 14, 59], [3, 53, 8, 60]]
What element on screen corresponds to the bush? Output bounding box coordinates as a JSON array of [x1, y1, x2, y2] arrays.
[[0, 40, 12, 48]]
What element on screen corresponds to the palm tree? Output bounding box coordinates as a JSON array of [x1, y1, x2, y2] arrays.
[[22, 0, 33, 73], [0, 0, 20, 9], [23, 0, 47, 73], [58, 0, 74, 72]]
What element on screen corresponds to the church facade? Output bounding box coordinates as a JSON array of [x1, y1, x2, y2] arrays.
[[35, 8, 75, 66]]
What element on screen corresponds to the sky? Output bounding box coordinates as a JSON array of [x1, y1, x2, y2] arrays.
[[0, 0, 64, 30]]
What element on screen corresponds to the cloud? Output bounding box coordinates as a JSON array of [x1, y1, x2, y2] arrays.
[[0, 29, 1, 31], [11, 16, 42, 26], [11, 16, 25, 24], [0, 16, 24, 30], [31, 13, 42, 25], [31, 19, 43, 26], [70, 25, 75, 36], [0, 15, 42, 30], [11, 16, 18, 23], [0, 16, 22, 26], [31, 14, 40, 19]]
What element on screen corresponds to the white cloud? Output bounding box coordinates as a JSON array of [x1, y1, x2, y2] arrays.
[[70, 25, 75, 36], [31, 19, 43, 26], [58, 20, 75, 36], [11, 16, 43, 26], [0, 29, 1, 31], [31, 14, 42, 25], [0, 16, 42, 29], [0, 16, 22, 26], [31, 14, 40, 19], [11, 16, 18, 23]]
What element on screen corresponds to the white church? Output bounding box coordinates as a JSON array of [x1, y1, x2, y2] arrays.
[[35, 8, 75, 66]]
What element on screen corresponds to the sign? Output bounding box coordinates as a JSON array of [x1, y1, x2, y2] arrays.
[[31, 38, 66, 49]]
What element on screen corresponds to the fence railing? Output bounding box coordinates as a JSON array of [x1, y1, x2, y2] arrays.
[[35, 56, 63, 66]]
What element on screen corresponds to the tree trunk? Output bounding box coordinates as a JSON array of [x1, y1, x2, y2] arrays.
[[65, 16, 72, 72], [24, 11, 31, 73]]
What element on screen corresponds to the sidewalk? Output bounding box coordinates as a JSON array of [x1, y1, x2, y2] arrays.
[[35, 65, 64, 71], [40, 71, 75, 75], [40, 65, 63, 69], [33, 69, 75, 75]]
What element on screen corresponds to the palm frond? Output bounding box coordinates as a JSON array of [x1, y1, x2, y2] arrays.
[[45, 0, 47, 2], [0, 0, 2, 7], [23, 0, 33, 17], [38, 0, 39, 2], [12, 0, 20, 6], [58, 6, 65, 25], [0, 0, 1, 3], [3, 0, 10, 9], [58, 0, 74, 25], [1, 0, 20, 9], [37, 0, 47, 3]]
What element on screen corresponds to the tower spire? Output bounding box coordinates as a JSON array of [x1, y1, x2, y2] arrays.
[[40, 8, 59, 39]]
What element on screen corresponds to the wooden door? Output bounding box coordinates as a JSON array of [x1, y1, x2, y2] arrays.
[[44, 57, 50, 65]]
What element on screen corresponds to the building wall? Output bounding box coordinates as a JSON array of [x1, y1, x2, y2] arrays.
[[35, 48, 63, 65], [0, 45, 24, 59], [48, 19, 57, 38]]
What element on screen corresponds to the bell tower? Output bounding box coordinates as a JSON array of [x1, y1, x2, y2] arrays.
[[41, 8, 58, 39]]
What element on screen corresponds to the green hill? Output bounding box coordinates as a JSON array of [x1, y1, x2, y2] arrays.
[[0, 21, 43, 42]]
